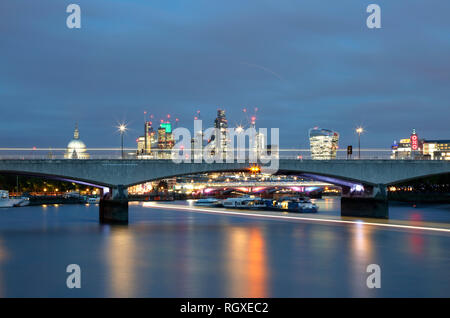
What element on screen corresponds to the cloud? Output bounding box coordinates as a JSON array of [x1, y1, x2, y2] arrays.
[[0, 0, 449, 150]]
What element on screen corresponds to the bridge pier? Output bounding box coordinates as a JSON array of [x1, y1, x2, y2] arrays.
[[99, 185, 128, 224], [341, 184, 389, 219]]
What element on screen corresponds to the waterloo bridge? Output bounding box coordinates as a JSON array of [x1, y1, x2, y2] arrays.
[[0, 158, 449, 223]]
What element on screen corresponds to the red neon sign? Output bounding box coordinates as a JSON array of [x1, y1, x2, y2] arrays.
[[411, 134, 418, 151]]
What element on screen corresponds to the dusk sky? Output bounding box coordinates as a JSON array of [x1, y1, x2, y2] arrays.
[[1, 0, 449, 149]]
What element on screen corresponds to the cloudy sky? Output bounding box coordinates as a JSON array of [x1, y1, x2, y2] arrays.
[[0, 0, 449, 150]]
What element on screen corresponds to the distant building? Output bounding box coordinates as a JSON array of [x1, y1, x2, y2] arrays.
[[422, 140, 450, 160], [391, 129, 450, 160], [255, 131, 266, 155], [137, 121, 157, 158], [391, 138, 413, 159], [191, 129, 204, 161], [309, 128, 339, 160], [64, 124, 90, 159], [157, 122, 174, 159], [213, 109, 228, 157], [136, 136, 146, 154], [391, 129, 423, 159]]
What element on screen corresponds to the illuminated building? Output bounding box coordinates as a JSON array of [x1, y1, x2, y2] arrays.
[[255, 132, 266, 155], [64, 124, 90, 159], [391, 129, 449, 160], [157, 122, 174, 159], [191, 129, 203, 161], [249, 114, 266, 156], [144, 121, 155, 154], [391, 129, 424, 159], [137, 121, 157, 158], [137, 136, 145, 154], [309, 128, 339, 160], [422, 140, 450, 160], [391, 138, 412, 159], [212, 109, 228, 157]]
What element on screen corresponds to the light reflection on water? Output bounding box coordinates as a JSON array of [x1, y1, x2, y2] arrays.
[[0, 238, 6, 298], [350, 223, 374, 297], [226, 227, 268, 297], [0, 198, 448, 297], [106, 226, 137, 298]]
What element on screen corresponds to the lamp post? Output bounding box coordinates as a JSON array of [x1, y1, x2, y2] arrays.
[[118, 124, 127, 159], [356, 127, 364, 159]]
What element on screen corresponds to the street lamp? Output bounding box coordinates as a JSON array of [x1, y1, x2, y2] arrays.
[[118, 123, 127, 159], [356, 127, 364, 159]]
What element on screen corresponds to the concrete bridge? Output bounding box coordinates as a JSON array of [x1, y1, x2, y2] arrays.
[[1, 159, 449, 222]]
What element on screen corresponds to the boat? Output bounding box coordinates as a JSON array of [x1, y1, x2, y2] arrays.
[[277, 196, 318, 213], [223, 196, 267, 209], [86, 196, 100, 204], [262, 199, 280, 211], [194, 198, 222, 207], [0, 190, 30, 208]]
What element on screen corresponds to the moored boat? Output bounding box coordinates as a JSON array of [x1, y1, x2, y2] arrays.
[[0, 190, 30, 208], [87, 196, 100, 204], [194, 198, 223, 207], [223, 196, 266, 209], [277, 196, 318, 213]]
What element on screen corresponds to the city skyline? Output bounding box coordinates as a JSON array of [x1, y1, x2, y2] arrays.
[[0, 1, 449, 301], [1, 1, 449, 149]]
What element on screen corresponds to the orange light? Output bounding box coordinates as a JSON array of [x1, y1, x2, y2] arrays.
[[249, 165, 261, 173]]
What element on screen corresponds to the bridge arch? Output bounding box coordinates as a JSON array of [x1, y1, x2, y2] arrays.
[[0, 159, 449, 190], [385, 172, 450, 186], [0, 169, 111, 190]]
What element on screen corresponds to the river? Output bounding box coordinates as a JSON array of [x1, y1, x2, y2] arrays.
[[0, 197, 449, 297]]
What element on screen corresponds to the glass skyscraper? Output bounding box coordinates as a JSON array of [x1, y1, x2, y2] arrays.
[[309, 128, 339, 160]]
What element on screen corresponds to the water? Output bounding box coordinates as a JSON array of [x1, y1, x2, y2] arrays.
[[0, 198, 449, 297]]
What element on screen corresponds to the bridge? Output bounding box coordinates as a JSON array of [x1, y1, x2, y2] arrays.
[[1, 159, 449, 222]]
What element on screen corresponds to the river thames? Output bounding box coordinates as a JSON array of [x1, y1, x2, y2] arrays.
[[0, 198, 449, 297]]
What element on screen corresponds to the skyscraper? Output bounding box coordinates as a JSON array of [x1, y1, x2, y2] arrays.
[[144, 121, 154, 154], [137, 121, 156, 157], [213, 109, 228, 157], [309, 128, 339, 160], [157, 122, 174, 159]]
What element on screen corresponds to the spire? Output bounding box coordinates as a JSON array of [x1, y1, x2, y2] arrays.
[[74, 123, 79, 140]]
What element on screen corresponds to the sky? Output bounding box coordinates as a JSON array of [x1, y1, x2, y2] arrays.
[[0, 0, 449, 150]]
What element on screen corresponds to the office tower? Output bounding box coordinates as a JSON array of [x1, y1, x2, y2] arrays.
[[309, 127, 339, 160]]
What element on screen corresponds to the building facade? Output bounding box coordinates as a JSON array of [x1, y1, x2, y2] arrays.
[[422, 140, 450, 160], [391, 129, 449, 160], [309, 128, 339, 160], [213, 109, 228, 157], [157, 122, 174, 159]]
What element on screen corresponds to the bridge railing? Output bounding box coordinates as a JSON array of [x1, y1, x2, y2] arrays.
[[0, 147, 429, 161]]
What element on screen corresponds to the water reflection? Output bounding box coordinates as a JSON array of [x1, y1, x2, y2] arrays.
[[226, 227, 268, 297], [0, 203, 448, 297], [0, 238, 7, 297], [409, 234, 424, 256], [105, 225, 137, 297], [350, 222, 375, 297]]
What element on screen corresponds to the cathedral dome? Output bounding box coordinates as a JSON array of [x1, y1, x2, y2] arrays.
[[67, 139, 87, 152], [65, 124, 90, 159]]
